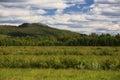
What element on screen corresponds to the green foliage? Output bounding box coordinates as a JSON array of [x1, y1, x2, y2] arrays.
[[0, 23, 120, 46]]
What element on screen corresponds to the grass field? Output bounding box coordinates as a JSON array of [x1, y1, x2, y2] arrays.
[[0, 46, 120, 80], [0, 69, 120, 80]]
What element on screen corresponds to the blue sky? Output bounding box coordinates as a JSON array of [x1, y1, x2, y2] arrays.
[[0, 0, 120, 34]]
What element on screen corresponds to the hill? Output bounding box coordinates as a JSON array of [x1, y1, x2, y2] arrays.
[[0, 23, 81, 38], [0, 23, 120, 46]]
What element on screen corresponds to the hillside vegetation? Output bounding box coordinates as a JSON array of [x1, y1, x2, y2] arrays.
[[0, 23, 80, 37], [0, 23, 120, 46]]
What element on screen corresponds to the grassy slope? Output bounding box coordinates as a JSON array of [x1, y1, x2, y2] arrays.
[[0, 23, 80, 38]]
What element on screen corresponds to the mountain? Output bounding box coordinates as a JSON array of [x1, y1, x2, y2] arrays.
[[0, 23, 81, 38]]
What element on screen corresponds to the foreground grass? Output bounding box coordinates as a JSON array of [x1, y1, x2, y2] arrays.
[[0, 46, 120, 80], [0, 55, 119, 70], [0, 69, 120, 80], [0, 46, 120, 70]]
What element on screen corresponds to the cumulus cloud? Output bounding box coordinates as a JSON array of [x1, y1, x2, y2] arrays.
[[27, 0, 68, 9], [90, 4, 120, 16], [65, 0, 85, 4], [0, 7, 30, 17], [94, 0, 120, 4], [0, 0, 119, 34]]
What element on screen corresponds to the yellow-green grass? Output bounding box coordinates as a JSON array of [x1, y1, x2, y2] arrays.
[[0, 69, 120, 80], [0, 46, 119, 55], [0, 46, 120, 80], [0, 46, 120, 70], [0, 55, 120, 70]]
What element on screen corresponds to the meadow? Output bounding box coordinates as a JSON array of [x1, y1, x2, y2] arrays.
[[0, 46, 120, 80], [0, 69, 120, 80]]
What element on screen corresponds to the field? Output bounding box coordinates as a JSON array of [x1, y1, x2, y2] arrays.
[[0, 46, 120, 80], [0, 69, 120, 80]]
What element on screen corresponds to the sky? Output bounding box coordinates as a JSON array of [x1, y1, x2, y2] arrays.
[[0, 0, 120, 34]]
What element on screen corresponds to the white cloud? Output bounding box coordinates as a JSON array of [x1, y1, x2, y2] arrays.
[[109, 24, 120, 30], [27, 0, 69, 9], [0, 0, 119, 34], [55, 9, 64, 15], [32, 10, 47, 15], [94, 0, 120, 4], [0, 6, 30, 17], [86, 0, 120, 34], [65, 0, 85, 3], [90, 4, 120, 16]]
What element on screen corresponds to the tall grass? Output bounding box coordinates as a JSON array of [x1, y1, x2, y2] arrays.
[[0, 46, 119, 70], [0, 46, 120, 80], [0, 55, 119, 70]]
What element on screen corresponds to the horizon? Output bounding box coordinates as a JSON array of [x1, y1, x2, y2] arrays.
[[0, 0, 120, 34]]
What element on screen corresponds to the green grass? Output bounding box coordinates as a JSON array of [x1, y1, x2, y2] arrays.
[[0, 46, 120, 80], [0, 46, 119, 55], [0, 55, 119, 70], [0, 69, 120, 80]]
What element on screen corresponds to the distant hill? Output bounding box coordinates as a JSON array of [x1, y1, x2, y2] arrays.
[[0, 23, 81, 38], [0, 23, 119, 46]]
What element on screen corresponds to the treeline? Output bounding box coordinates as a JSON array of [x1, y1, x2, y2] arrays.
[[0, 33, 120, 46]]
